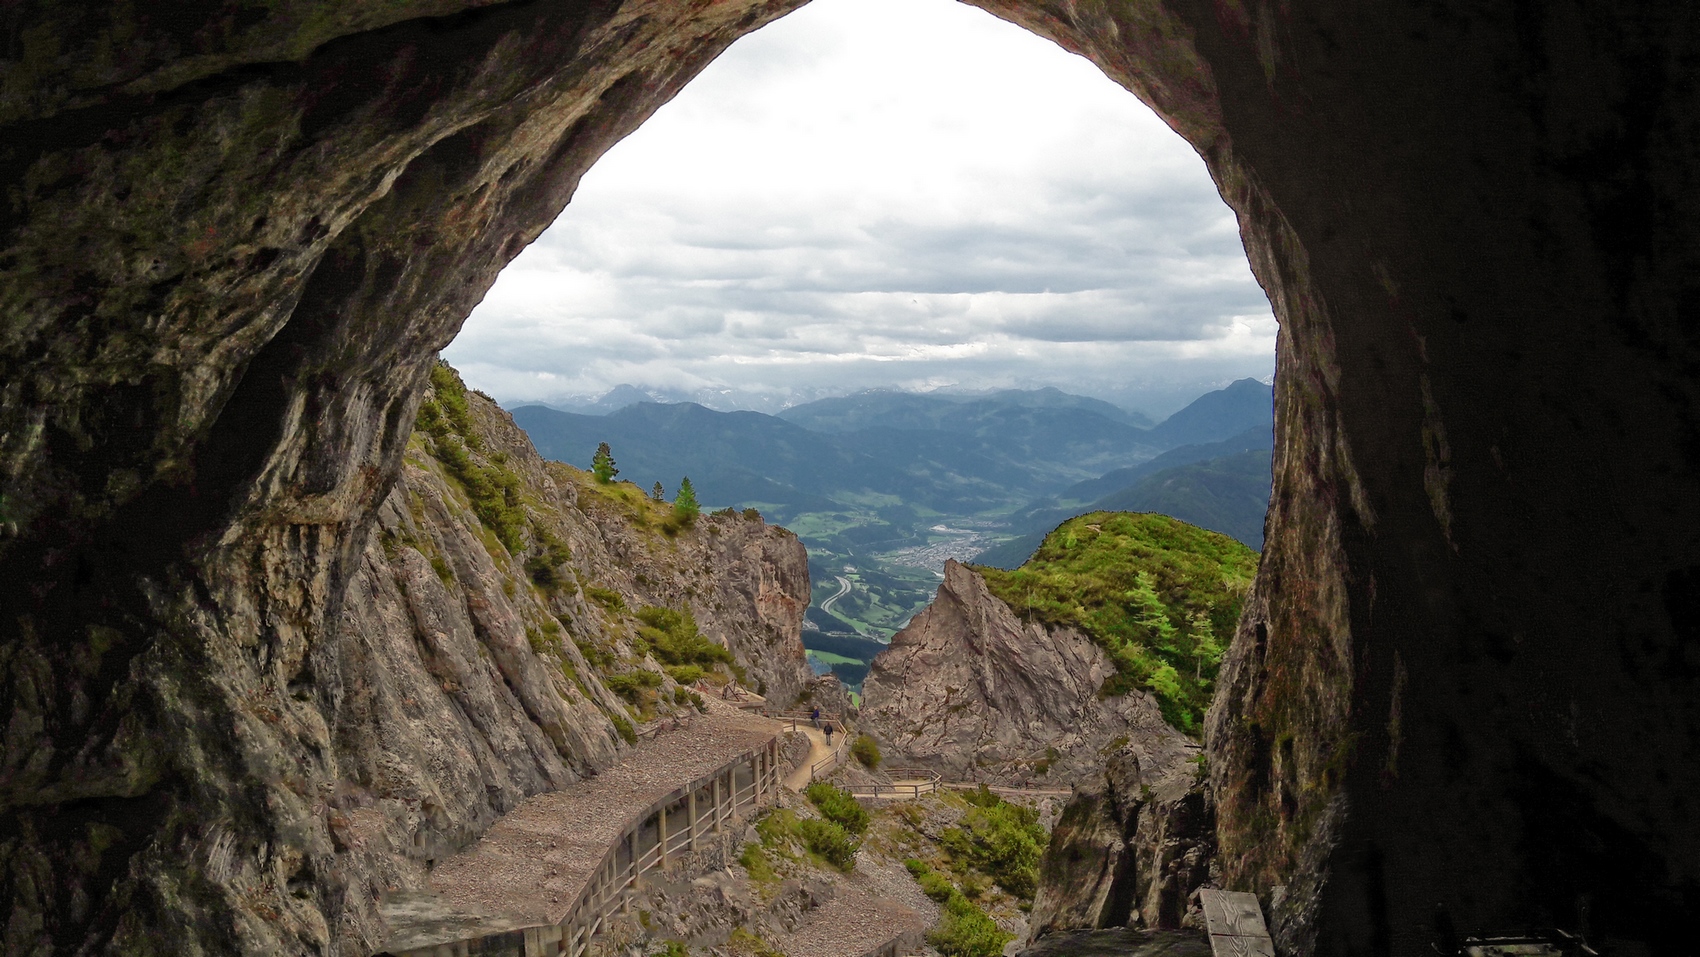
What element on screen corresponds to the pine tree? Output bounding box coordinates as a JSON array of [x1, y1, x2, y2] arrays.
[[673, 476, 700, 523], [591, 442, 618, 484], [651, 481, 666, 502]]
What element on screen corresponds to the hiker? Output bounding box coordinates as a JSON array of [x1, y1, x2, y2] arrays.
[[824, 721, 834, 745], [811, 706, 821, 729]]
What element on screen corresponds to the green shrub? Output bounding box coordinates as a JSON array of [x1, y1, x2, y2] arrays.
[[609, 713, 637, 744], [575, 636, 612, 667], [665, 664, 705, 685], [928, 894, 1012, 957], [527, 626, 559, 655], [850, 734, 881, 768], [797, 818, 860, 870], [585, 586, 626, 612], [904, 858, 930, 878], [652, 941, 687, 957], [636, 606, 733, 669], [415, 363, 530, 553], [525, 526, 572, 588], [939, 795, 1048, 900], [604, 670, 662, 704], [919, 871, 955, 902], [804, 781, 870, 835]]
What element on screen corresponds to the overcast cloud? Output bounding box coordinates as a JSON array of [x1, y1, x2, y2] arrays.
[[444, 0, 1276, 418]]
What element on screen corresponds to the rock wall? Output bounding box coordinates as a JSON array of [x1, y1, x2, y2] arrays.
[[2, 1, 1698, 954], [1027, 746, 1215, 942], [859, 560, 1192, 787], [323, 368, 811, 948]]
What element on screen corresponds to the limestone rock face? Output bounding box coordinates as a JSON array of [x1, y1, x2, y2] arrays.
[[859, 560, 1192, 787], [3, 0, 1699, 954], [576, 485, 811, 708], [318, 379, 811, 948], [1027, 747, 1215, 941]]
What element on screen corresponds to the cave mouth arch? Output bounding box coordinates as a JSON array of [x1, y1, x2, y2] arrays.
[[1, 2, 1696, 956]]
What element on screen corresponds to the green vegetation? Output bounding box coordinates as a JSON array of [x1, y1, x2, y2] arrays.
[[416, 362, 528, 552], [604, 669, 662, 705], [905, 858, 1012, 957], [592, 441, 618, 484], [939, 788, 1048, 899], [673, 476, 700, 524], [796, 818, 860, 870], [609, 713, 637, 744], [931, 892, 1012, 957], [755, 808, 800, 852], [805, 782, 870, 835], [851, 734, 882, 769], [726, 927, 783, 957], [635, 606, 734, 672], [752, 804, 859, 871], [974, 511, 1257, 733], [651, 941, 687, 957], [585, 585, 627, 613], [524, 526, 573, 589], [739, 842, 777, 887]]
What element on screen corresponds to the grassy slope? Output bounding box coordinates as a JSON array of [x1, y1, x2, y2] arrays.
[[973, 511, 1258, 735]]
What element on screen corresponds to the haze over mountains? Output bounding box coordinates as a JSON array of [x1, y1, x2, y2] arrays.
[[509, 378, 1273, 678]]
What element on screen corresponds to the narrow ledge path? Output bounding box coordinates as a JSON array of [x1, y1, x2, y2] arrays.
[[381, 698, 783, 953]]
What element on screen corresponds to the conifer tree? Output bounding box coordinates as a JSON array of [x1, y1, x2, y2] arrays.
[[652, 481, 666, 502], [591, 442, 618, 484], [673, 476, 700, 522]]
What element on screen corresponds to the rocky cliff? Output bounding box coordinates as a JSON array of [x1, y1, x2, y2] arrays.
[[859, 560, 1195, 788], [15, 360, 814, 954], [1026, 744, 1214, 941]]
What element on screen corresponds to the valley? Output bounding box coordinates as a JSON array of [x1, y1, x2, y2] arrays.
[[512, 381, 1274, 694]]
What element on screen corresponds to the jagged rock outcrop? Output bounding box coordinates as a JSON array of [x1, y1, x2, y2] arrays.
[[4, 1, 1698, 954], [1027, 747, 1215, 942], [859, 560, 1192, 787]]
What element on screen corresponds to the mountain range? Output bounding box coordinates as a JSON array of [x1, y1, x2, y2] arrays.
[[511, 381, 1269, 522], [509, 379, 1275, 651]]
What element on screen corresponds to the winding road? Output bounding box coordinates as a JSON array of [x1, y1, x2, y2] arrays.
[[820, 575, 853, 616]]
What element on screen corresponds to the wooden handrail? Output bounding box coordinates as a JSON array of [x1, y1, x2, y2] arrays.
[[544, 735, 782, 957]]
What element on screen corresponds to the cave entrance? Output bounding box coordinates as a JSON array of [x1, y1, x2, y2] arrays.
[[4, 0, 1694, 954], [440, 0, 1278, 685]]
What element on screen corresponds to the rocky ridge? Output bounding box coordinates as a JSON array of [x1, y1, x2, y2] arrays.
[[859, 560, 1194, 788], [281, 365, 813, 950]]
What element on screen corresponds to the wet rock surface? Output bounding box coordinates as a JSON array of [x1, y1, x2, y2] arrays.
[[2, 0, 1698, 954], [860, 560, 1192, 788]]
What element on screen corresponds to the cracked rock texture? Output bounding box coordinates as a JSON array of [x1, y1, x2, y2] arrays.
[[1026, 745, 1213, 943], [859, 560, 1191, 788], [2, 0, 1698, 954]]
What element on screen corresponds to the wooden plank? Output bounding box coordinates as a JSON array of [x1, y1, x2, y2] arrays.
[[1209, 934, 1276, 957], [1200, 889, 1269, 939]]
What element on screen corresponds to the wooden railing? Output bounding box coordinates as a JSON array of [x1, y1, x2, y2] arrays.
[[807, 733, 851, 782], [547, 736, 783, 957], [395, 734, 784, 957], [841, 768, 942, 800]]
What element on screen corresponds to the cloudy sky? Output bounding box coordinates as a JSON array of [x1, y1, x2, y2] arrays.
[[444, 0, 1276, 418]]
